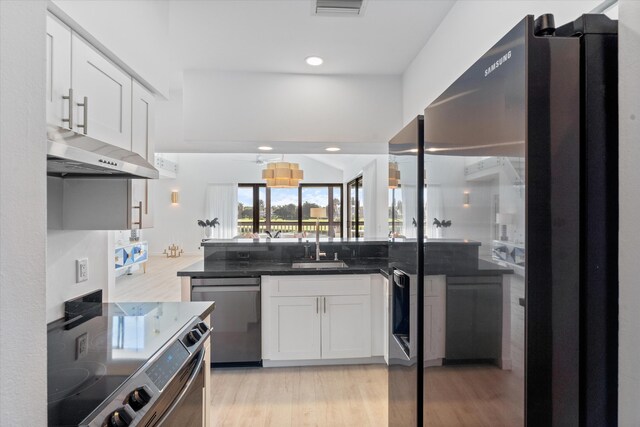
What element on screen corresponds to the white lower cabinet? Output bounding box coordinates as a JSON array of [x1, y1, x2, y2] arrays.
[[424, 275, 446, 362], [263, 275, 372, 363], [269, 296, 321, 360], [321, 295, 371, 359]]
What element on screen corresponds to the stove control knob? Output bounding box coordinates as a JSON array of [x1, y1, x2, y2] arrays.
[[105, 408, 132, 427], [185, 329, 201, 346], [196, 321, 209, 334], [127, 387, 151, 411]]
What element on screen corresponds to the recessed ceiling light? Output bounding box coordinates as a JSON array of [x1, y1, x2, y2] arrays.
[[258, 146, 273, 151], [325, 147, 341, 152], [305, 56, 324, 66]]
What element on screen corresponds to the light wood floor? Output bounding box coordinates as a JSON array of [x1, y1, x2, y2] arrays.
[[111, 255, 200, 302], [210, 364, 388, 427], [424, 366, 523, 427], [113, 256, 525, 427]]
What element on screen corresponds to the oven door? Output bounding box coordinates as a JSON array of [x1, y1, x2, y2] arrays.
[[154, 349, 206, 427]]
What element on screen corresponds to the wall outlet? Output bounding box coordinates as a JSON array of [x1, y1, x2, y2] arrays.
[[76, 333, 88, 360], [76, 258, 88, 283]]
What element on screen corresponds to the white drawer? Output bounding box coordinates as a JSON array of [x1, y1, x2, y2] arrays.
[[268, 275, 371, 297]]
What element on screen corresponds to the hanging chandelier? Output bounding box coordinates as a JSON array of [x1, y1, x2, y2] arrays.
[[389, 162, 401, 189], [262, 162, 304, 188]]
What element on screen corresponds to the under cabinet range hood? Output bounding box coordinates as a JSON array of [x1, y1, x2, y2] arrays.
[[46, 126, 159, 179]]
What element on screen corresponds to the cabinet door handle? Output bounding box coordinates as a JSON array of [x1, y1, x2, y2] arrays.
[[62, 88, 73, 128], [316, 297, 319, 314], [133, 201, 143, 229], [323, 297, 326, 314], [77, 96, 88, 134]]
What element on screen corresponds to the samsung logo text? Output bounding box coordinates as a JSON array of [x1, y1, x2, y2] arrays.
[[484, 50, 512, 77]]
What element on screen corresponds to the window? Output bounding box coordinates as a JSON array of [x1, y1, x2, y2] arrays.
[[237, 184, 266, 235], [237, 184, 343, 237], [347, 176, 364, 237], [269, 187, 299, 234], [301, 185, 342, 237], [389, 187, 403, 237]]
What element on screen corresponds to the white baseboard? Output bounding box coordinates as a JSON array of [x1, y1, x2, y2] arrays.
[[262, 356, 386, 368], [424, 358, 443, 368], [500, 357, 512, 370]]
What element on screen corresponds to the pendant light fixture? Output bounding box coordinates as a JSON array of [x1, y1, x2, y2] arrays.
[[262, 161, 304, 188]]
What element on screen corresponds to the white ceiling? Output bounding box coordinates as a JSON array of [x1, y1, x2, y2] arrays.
[[168, 0, 455, 87]]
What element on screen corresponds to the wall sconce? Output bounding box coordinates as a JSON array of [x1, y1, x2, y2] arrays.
[[463, 191, 470, 207], [171, 190, 179, 205]]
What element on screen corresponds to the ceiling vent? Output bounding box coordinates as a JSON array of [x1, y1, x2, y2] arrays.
[[315, 0, 365, 16]]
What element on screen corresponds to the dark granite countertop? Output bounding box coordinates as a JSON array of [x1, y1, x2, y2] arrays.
[[177, 258, 513, 278], [178, 258, 388, 278], [201, 237, 388, 246], [201, 237, 481, 246]]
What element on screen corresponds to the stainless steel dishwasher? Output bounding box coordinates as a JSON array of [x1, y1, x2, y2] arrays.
[[191, 277, 261, 366]]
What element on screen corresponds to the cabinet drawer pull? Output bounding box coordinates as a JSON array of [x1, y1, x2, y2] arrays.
[[62, 88, 73, 128], [316, 297, 319, 314], [323, 297, 326, 314], [77, 96, 88, 134]]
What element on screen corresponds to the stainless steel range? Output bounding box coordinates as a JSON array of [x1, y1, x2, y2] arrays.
[[47, 301, 213, 427]]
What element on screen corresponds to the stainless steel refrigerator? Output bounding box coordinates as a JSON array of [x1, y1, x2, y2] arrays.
[[388, 13, 618, 427]]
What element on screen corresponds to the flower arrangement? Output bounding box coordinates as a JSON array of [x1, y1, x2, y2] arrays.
[[197, 218, 220, 228], [198, 218, 220, 239]]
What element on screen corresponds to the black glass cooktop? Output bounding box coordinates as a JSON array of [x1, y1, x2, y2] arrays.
[[47, 302, 204, 427]]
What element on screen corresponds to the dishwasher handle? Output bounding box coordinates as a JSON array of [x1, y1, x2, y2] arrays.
[[192, 277, 260, 287], [192, 285, 260, 293]]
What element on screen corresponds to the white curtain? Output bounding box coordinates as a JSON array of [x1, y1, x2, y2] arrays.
[[362, 161, 377, 238], [400, 184, 417, 239], [205, 184, 238, 239], [426, 184, 443, 238]]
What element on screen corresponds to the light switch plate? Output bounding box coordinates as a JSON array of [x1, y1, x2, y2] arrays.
[[76, 258, 88, 283]]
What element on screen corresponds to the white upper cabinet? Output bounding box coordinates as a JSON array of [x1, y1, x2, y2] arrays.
[[46, 15, 72, 128], [130, 81, 156, 229], [131, 81, 155, 160], [71, 33, 132, 150]]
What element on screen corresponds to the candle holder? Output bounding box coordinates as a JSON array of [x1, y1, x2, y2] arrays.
[[163, 244, 184, 258]]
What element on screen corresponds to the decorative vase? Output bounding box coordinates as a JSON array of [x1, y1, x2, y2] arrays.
[[204, 225, 212, 239]]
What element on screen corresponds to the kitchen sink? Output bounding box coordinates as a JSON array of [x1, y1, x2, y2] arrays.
[[291, 261, 349, 269]]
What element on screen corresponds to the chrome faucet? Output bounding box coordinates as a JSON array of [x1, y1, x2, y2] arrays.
[[311, 208, 327, 261], [315, 218, 326, 261]]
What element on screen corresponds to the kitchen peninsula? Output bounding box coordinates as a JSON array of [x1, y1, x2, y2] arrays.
[[178, 238, 514, 369]]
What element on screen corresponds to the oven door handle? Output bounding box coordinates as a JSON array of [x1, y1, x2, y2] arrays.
[[155, 349, 206, 426], [393, 269, 408, 288]]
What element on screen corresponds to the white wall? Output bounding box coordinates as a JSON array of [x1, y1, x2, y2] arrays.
[[46, 178, 114, 322], [183, 70, 402, 146], [155, 90, 184, 152], [618, 1, 640, 424], [46, 230, 112, 322], [51, 0, 170, 97], [144, 154, 343, 255], [402, 0, 600, 123], [0, 1, 47, 425], [335, 154, 389, 238]]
